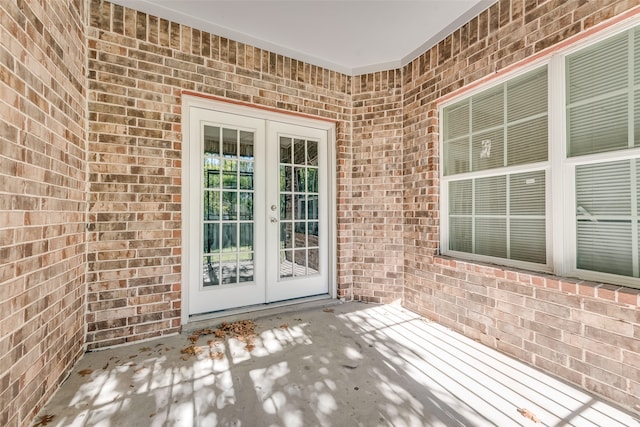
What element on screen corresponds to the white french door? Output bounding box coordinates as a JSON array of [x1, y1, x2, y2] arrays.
[[266, 122, 329, 302], [186, 105, 330, 315]]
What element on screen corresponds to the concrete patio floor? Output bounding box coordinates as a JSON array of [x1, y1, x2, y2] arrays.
[[33, 302, 639, 427]]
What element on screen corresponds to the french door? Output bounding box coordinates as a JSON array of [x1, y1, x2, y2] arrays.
[[187, 106, 330, 315]]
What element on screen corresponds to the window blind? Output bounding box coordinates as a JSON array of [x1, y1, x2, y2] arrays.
[[567, 28, 640, 156], [575, 160, 637, 277]]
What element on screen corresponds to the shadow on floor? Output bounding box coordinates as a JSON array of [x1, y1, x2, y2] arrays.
[[33, 302, 639, 426]]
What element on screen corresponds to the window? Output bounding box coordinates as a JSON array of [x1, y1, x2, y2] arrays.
[[441, 21, 640, 287], [443, 67, 549, 269]]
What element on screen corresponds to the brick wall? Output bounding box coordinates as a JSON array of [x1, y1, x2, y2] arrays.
[[86, 0, 354, 349], [0, 0, 87, 426], [2, 0, 635, 419], [351, 70, 404, 303], [402, 0, 640, 412]]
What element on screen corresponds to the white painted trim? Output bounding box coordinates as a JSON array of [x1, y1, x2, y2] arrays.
[[548, 54, 568, 276], [181, 95, 337, 324]]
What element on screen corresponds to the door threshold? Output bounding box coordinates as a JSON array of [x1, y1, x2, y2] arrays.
[[186, 295, 336, 331]]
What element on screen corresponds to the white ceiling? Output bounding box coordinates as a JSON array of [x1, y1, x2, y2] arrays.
[[110, 0, 496, 75]]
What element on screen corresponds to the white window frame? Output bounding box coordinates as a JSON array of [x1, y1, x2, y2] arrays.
[[439, 15, 640, 289]]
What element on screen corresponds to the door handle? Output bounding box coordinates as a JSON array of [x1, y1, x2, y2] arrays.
[[270, 217, 278, 223]]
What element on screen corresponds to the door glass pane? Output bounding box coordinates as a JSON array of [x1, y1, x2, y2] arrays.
[[239, 161, 254, 190], [308, 222, 319, 243], [308, 248, 319, 273], [280, 166, 292, 192], [239, 223, 253, 251], [279, 135, 320, 279], [221, 253, 238, 284], [222, 160, 237, 189], [294, 138, 306, 164], [223, 128, 238, 157], [307, 168, 318, 193], [307, 197, 318, 220], [239, 192, 253, 220], [222, 192, 237, 221], [203, 223, 219, 254], [203, 255, 219, 286], [294, 167, 306, 192], [280, 137, 292, 163], [204, 126, 220, 155], [280, 194, 292, 220], [295, 195, 306, 220], [280, 223, 293, 249], [204, 158, 220, 188], [307, 140, 318, 166], [204, 190, 220, 220], [280, 250, 293, 278], [202, 125, 254, 287], [239, 252, 254, 283]]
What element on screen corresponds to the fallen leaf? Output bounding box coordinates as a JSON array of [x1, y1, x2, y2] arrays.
[[517, 408, 540, 423], [149, 413, 156, 418], [33, 414, 54, 426], [207, 339, 221, 347], [188, 334, 200, 343], [134, 366, 147, 374], [180, 345, 202, 356], [102, 362, 109, 370], [78, 369, 93, 377], [210, 351, 224, 360], [279, 324, 288, 329], [129, 355, 137, 359], [322, 308, 334, 313], [245, 344, 255, 352], [214, 329, 226, 338], [139, 347, 151, 352]]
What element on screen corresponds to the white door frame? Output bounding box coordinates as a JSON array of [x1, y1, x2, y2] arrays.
[[181, 95, 337, 324]]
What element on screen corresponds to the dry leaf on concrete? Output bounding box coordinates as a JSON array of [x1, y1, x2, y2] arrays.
[[517, 408, 540, 423], [279, 324, 289, 329], [78, 369, 93, 377], [180, 345, 202, 356], [210, 351, 224, 360], [322, 308, 334, 313], [33, 414, 54, 426]]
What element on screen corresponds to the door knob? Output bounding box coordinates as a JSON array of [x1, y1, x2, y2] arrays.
[[270, 205, 277, 211], [270, 217, 278, 223]]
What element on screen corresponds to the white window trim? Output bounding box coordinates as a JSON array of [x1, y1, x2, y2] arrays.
[[439, 15, 640, 289], [440, 59, 553, 274]]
